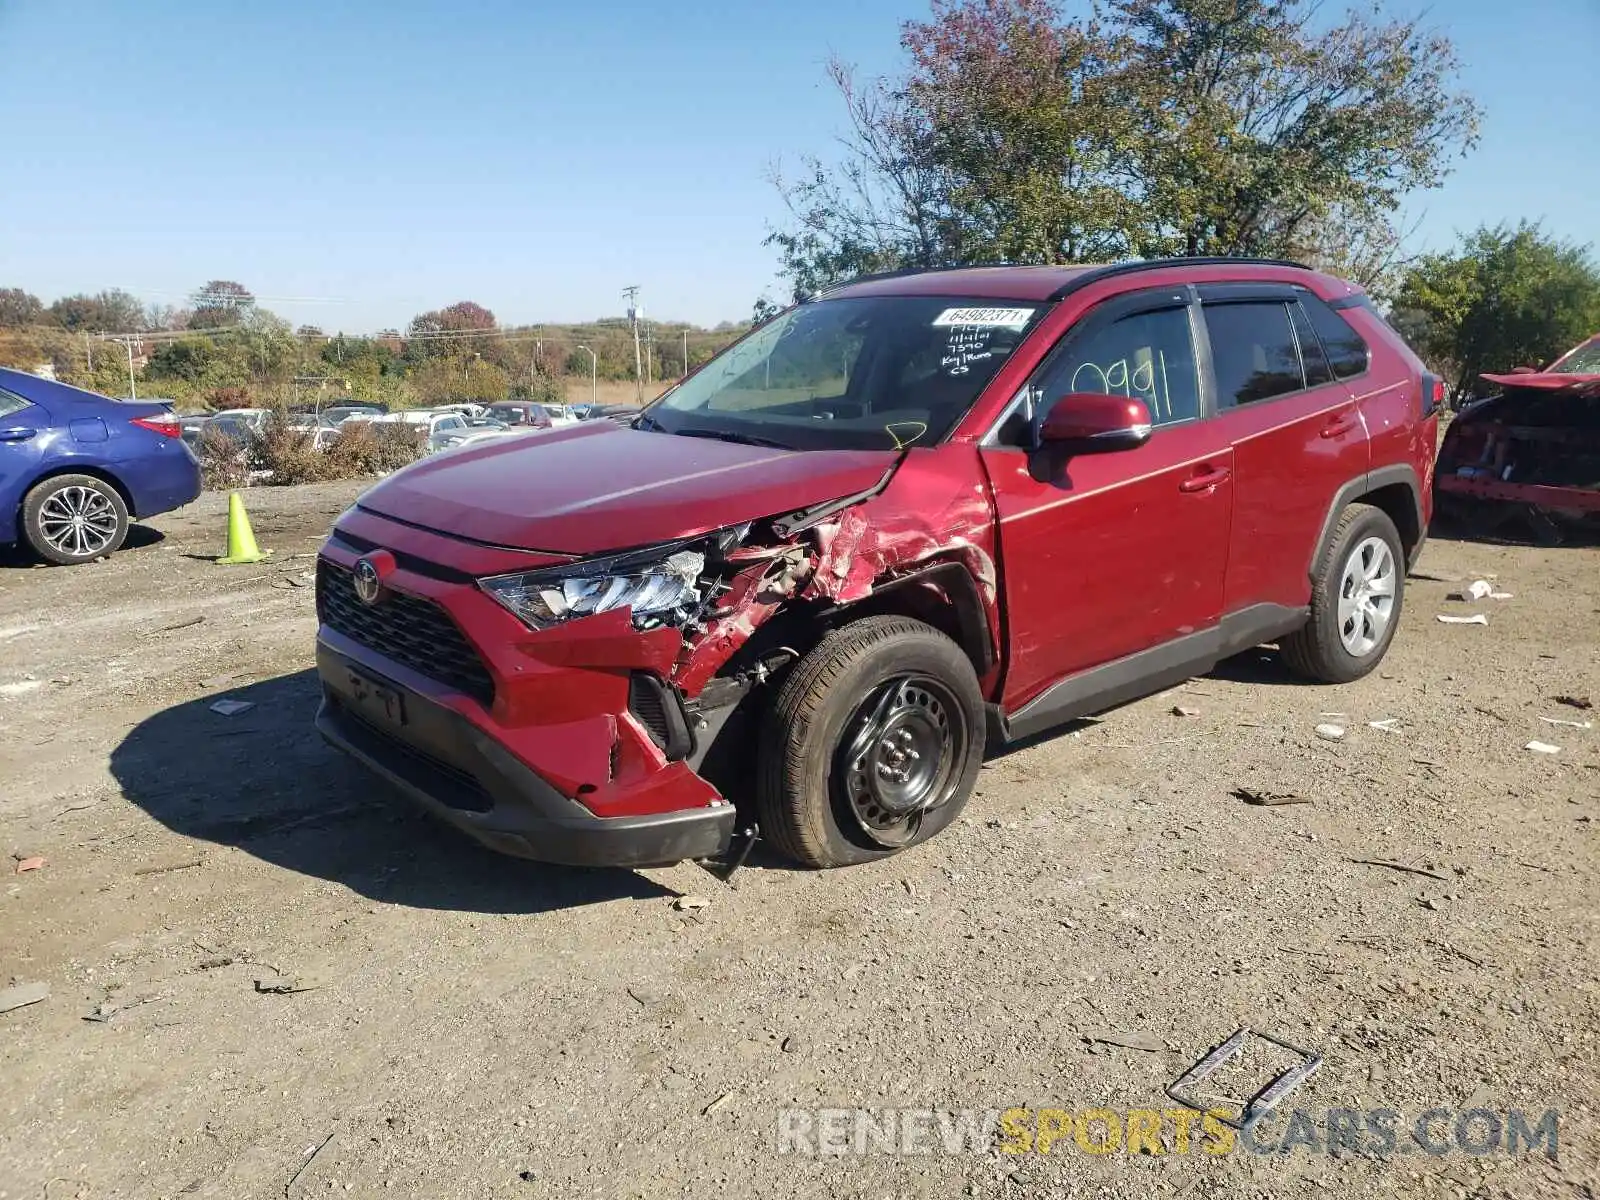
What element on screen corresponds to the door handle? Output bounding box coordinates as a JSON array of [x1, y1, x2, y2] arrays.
[[1320, 416, 1359, 439], [0, 427, 37, 442], [1179, 465, 1231, 493]]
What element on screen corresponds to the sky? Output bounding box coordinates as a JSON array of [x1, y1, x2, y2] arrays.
[[1, 0, 1595, 332]]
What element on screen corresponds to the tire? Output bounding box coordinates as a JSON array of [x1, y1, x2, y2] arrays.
[[21, 474, 130, 566], [1280, 503, 1404, 684], [757, 615, 985, 869]]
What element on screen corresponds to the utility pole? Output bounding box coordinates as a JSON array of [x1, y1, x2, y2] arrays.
[[576, 345, 598, 410], [120, 338, 137, 400], [622, 285, 643, 404], [84, 334, 93, 374]]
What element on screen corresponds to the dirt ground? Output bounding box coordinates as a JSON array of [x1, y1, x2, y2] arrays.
[[0, 482, 1595, 1200]]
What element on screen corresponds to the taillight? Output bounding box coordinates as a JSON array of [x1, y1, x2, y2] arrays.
[[131, 413, 182, 438], [1421, 373, 1446, 417]]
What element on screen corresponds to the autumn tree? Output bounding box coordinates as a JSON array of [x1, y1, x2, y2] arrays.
[[1393, 222, 1600, 400], [769, 0, 1480, 289]]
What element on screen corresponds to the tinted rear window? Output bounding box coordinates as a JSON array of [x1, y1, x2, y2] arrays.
[[1302, 295, 1370, 380], [1204, 302, 1306, 406]]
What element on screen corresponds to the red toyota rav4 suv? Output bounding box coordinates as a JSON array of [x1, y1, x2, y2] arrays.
[[315, 259, 1439, 870]]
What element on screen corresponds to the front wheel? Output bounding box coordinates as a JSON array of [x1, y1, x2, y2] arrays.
[[1280, 503, 1405, 683], [757, 616, 985, 868]]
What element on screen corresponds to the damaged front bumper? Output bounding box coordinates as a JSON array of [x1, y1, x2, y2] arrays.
[[316, 640, 737, 867]]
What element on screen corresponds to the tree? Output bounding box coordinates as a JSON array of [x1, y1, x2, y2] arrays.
[[0, 288, 46, 327], [1394, 222, 1600, 400], [769, 0, 1480, 289], [189, 280, 255, 328], [47, 289, 146, 333]]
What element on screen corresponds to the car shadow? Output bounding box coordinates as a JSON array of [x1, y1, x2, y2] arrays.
[[0, 524, 166, 570], [108, 669, 676, 914]]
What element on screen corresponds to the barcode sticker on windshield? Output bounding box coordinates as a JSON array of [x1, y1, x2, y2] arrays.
[[931, 307, 1035, 331]]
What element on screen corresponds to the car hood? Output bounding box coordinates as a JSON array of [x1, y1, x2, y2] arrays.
[[1480, 371, 1600, 396], [356, 421, 897, 555]]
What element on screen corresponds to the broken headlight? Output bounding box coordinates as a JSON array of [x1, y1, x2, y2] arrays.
[[480, 548, 707, 632]]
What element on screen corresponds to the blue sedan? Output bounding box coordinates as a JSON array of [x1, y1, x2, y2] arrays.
[[0, 368, 202, 565]]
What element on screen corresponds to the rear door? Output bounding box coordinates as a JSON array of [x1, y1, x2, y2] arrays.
[[1198, 287, 1371, 614], [979, 286, 1235, 714]]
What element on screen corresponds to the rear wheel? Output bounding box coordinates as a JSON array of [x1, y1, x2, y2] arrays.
[[757, 616, 984, 868], [21, 474, 130, 566], [1280, 503, 1404, 683]]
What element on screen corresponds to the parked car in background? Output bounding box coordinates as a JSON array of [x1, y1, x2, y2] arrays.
[[485, 402, 554, 429], [542, 404, 581, 427], [321, 404, 386, 425], [1435, 332, 1600, 539], [315, 258, 1438, 870], [205, 409, 274, 445], [373, 409, 473, 453], [431, 403, 490, 420], [178, 415, 211, 448], [0, 367, 201, 565]]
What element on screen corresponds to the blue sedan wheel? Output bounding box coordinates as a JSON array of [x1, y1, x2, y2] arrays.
[[22, 474, 130, 565]]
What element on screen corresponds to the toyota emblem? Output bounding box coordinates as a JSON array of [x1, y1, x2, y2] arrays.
[[353, 556, 384, 605]]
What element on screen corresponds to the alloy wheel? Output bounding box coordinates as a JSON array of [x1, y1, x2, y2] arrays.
[[1337, 535, 1396, 657]]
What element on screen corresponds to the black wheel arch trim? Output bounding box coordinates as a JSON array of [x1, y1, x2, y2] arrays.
[[1310, 464, 1425, 577]]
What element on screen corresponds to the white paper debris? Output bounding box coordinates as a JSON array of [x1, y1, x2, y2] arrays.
[[1489, 592, 1513, 600], [1539, 717, 1592, 730], [209, 699, 255, 717], [1449, 580, 1494, 601], [1436, 614, 1489, 625], [1368, 718, 1402, 733], [1315, 724, 1346, 741], [1524, 741, 1561, 755]]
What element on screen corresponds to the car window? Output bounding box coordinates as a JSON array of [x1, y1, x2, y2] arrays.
[[1033, 305, 1201, 429], [1300, 294, 1370, 380], [1204, 301, 1306, 406], [0, 387, 33, 419], [1289, 302, 1335, 387]]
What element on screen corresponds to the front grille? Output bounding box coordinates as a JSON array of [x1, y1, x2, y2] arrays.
[[317, 561, 495, 708]]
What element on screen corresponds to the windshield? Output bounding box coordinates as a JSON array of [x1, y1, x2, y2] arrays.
[[643, 295, 1046, 451], [1550, 336, 1600, 374]]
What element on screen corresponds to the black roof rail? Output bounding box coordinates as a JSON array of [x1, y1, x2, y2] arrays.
[[815, 261, 1024, 297], [1045, 256, 1314, 300], [814, 255, 1315, 302]]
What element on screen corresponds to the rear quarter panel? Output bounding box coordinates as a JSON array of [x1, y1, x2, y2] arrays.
[[1342, 307, 1437, 531]]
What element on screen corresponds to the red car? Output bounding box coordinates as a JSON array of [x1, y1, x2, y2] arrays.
[[1434, 334, 1600, 540], [315, 258, 1439, 869]]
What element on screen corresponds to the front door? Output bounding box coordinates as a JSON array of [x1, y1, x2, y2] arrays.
[[979, 289, 1235, 715]]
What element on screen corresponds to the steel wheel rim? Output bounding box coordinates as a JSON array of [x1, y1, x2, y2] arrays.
[[837, 674, 965, 848], [38, 486, 119, 557], [1337, 535, 1396, 657]]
